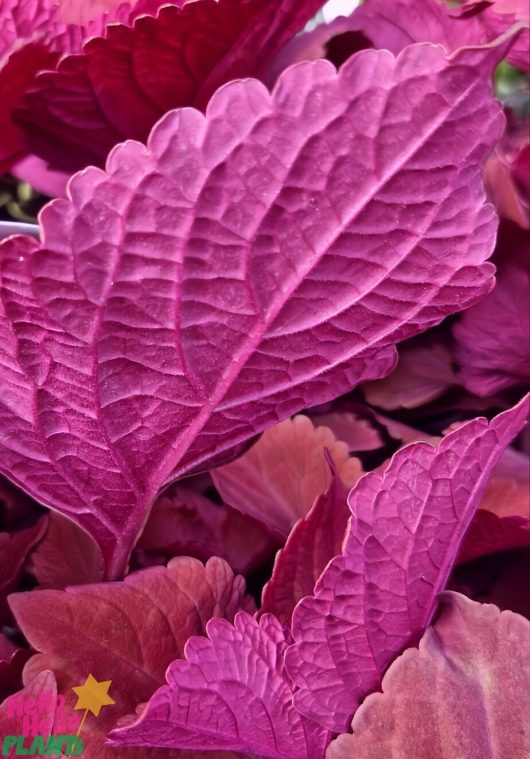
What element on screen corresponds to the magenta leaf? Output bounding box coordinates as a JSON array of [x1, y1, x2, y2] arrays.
[[17, 0, 325, 173], [261, 472, 350, 626], [109, 613, 329, 759], [266, 0, 488, 83], [339, 0, 488, 54], [327, 592, 530, 759], [285, 397, 529, 732], [0, 43, 507, 578]]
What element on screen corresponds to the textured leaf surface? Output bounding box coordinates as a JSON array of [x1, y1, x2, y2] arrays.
[[109, 613, 329, 759], [10, 557, 249, 759], [261, 472, 350, 626], [17, 0, 325, 173], [327, 592, 530, 759], [213, 416, 361, 538], [454, 233, 529, 396], [286, 398, 529, 732], [0, 45, 505, 577]]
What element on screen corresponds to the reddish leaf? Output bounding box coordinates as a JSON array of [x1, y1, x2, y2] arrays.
[[10, 557, 250, 759], [459, 509, 529, 563], [0, 517, 48, 622], [363, 334, 458, 410], [28, 511, 104, 588], [0, 44, 506, 577], [286, 398, 529, 732], [0, 0, 171, 176], [17, 0, 325, 173], [213, 416, 362, 538], [309, 412, 384, 453], [261, 473, 350, 626], [327, 593, 530, 759], [137, 486, 276, 574]]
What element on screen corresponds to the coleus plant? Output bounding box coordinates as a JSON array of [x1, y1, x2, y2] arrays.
[[0, 0, 529, 758]]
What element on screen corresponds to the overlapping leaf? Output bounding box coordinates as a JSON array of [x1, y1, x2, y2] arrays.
[[468, 0, 530, 71], [28, 511, 104, 588], [109, 613, 329, 759], [9, 557, 250, 758], [137, 486, 276, 574], [285, 398, 529, 732], [266, 0, 488, 83], [213, 416, 361, 538], [17, 0, 325, 173], [0, 44, 505, 577], [327, 593, 530, 758], [261, 472, 350, 626], [0, 0, 172, 176], [454, 233, 529, 396]]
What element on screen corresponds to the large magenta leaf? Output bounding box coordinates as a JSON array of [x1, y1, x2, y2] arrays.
[[285, 398, 529, 732], [17, 0, 325, 173], [109, 613, 329, 759], [0, 44, 506, 577], [327, 592, 530, 759]]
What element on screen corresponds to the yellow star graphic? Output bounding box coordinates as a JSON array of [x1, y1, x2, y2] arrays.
[[72, 674, 115, 718]]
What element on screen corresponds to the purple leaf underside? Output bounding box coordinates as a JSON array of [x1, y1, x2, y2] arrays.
[[0, 42, 506, 577]]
